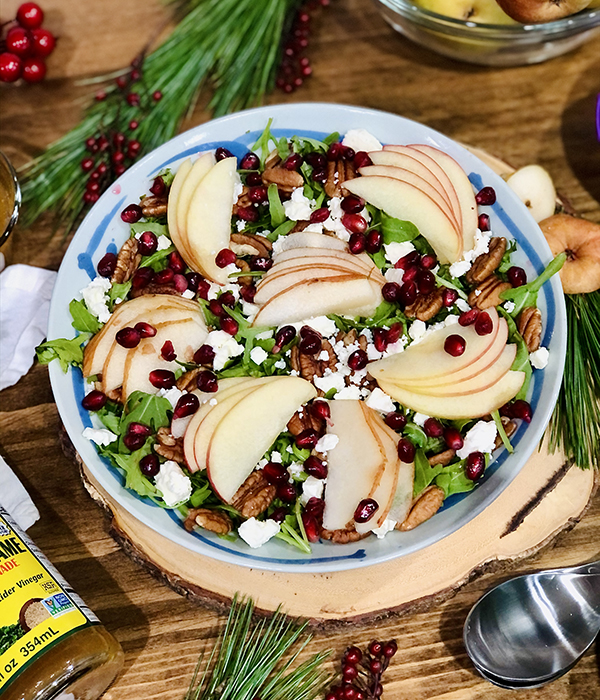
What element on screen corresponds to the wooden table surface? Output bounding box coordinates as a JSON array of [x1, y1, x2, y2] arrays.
[[1, 0, 600, 697]]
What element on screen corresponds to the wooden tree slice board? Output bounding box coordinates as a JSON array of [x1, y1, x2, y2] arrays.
[[72, 433, 596, 628]]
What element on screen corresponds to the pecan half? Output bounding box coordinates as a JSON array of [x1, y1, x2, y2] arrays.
[[342, 329, 358, 346], [154, 426, 185, 463], [262, 167, 303, 194], [234, 258, 253, 286], [466, 237, 507, 284], [105, 388, 122, 403], [428, 449, 456, 467], [111, 237, 141, 284], [184, 508, 232, 535], [287, 408, 324, 436], [321, 526, 368, 543], [398, 486, 445, 531], [232, 471, 276, 518], [321, 339, 338, 372], [141, 195, 168, 218], [494, 417, 518, 449], [177, 368, 201, 391], [405, 288, 445, 321], [233, 186, 252, 213], [231, 232, 272, 257], [468, 275, 512, 310], [518, 307, 542, 352]]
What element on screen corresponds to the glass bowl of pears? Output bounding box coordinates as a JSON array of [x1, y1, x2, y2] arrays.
[[374, 0, 600, 65]]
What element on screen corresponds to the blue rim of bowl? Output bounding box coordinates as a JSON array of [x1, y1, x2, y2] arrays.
[[48, 103, 566, 572]]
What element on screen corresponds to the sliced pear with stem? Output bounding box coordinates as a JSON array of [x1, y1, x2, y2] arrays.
[[506, 165, 557, 224]]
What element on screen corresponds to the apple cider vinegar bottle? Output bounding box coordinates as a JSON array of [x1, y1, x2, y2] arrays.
[[0, 505, 123, 700]]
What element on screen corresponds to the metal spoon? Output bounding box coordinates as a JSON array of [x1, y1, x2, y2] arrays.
[[463, 560, 600, 687]]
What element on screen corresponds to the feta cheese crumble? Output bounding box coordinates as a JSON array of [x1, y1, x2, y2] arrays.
[[530, 347, 549, 370], [300, 316, 338, 338], [412, 413, 430, 428], [342, 129, 383, 153], [408, 320, 428, 343], [250, 346, 269, 365], [301, 475, 325, 504], [82, 427, 118, 446], [205, 330, 244, 371], [371, 518, 397, 539], [158, 386, 184, 409], [156, 235, 172, 251], [383, 241, 416, 266], [238, 518, 280, 548], [182, 289, 196, 299], [449, 229, 492, 279], [456, 421, 498, 460], [315, 433, 339, 453], [283, 188, 314, 221], [80, 276, 112, 323], [366, 388, 396, 414], [503, 301, 516, 313], [155, 460, 192, 507]]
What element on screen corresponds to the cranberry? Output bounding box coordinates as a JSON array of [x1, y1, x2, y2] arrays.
[[299, 332, 321, 356], [442, 288, 459, 307], [197, 370, 218, 393], [248, 185, 268, 204], [310, 207, 329, 224], [97, 252, 117, 278], [424, 417, 443, 438], [149, 176, 166, 197], [369, 640, 383, 656], [154, 268, 174, 285], [81, 390, 108, 411], [250, 256, 272, 272], [420, 254, 437, 270], [444, 334, 466, 357], [478, 213, 491, 232], [444, 427, 464, 451], [272, 325, 296, 352], [397, 438, 416, 462], [348, 349, 368, 371], [215, 248, 236, 268], [161, 340, 176, 361], [466, 452, 486, 481], [476, 187, 496, 206], [138, 231, 157, 256], [148, 369, 176, 389], [263, 462, 288, 484], [459, 308, 479, 326], [348, 232, 366, 255], [341, 213, 367, 235], [512, 399, 532, 423], [139, 454, 160, 478], [219, 291, 236, 308], [270, 507, 288, 523], [387, 322, 403, 344], [295, 428, 319, 450], [116, 327, 141, 348], [475, 311, 493, 336], [417, 270, 436, 295], [277, 482, 297, 503], [507, 266, 527, 287], [283, 153, 303, 170], [215, 147, 234, 161], [237, 206, 259, 222], [327, 142, 343, 160], [354, 498, 378, 523], [246, 172, 262, 186], [399, 281, 417, 306], [22, 57, 46, 83], [134, 322, 157, 338], [310, 400, 330, 422], [385, 412, 406, 431], [121, 204, 143, 223], [341, 195, 364, 214], [354, 151, 372, 169], [132, 266, 154, 289], [396, 251, 420, 269], [17, 2, 44, 29], [304, 456, 327, 479], [373, 327, 388, 352], [345, 646, 363, 665], [169, 251, 186, 273], [240, 152, 260, 170], [302, 512, 320, 543], [365, 230, 383, 254], [208, 299, 224, 317], [6, 28, 33, 58], [221, 316, 239, 336]]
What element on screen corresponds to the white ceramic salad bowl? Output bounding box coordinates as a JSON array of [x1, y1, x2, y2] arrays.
[[47, 103, 566, 573]]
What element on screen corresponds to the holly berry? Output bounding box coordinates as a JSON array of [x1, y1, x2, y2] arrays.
[[16, 2, 44, 29], [0, 53, 23, 83], [22, 57, 46, 83], [6, 27, 33, 58]]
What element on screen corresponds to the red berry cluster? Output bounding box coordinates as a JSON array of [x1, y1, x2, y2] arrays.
[[276, 0, 330, 94], [0, 3, 55, 83], [325, 639, 398, 700]]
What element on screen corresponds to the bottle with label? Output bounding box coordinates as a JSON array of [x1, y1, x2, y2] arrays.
[[0, 506, 124, 699]]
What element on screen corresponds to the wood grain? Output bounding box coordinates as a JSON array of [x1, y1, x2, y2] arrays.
[[1, 0, 599, 697]]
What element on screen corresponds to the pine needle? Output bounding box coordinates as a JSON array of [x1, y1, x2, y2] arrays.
[[186, 598, 331, 700]]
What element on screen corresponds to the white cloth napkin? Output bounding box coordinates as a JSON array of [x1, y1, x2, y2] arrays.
[[0, 263, 57, 391], [0, 454, 39, 530]]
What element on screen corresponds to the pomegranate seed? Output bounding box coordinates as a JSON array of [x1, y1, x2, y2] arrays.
[[126, 422, 152, 437], [475, 311, 493, 336], [383, 413, 405, 433], [311, 167, 327, 183], [185, 273, 201, 293], [341, 213, 367, 234], [381, 282, 400, 303], [442, 288, 459, 307], [215, 248, 236, 268], [196, 370, 218, 393], [116, 327, 141, 348], [138, 231, 158, 256], [132, 267, 154, 289], [237, 206, 259, 222], [246, 172, 262, 186], [149, 176, 165, 196], [219, 291, 236, 308], [139, 454, 160, 478], [277, 482, 297, 503], [396, 251, 420, 269], [299, 332, 321, 355], [373, 327, 388, 352], [221, 316, 239, 336], [383, 640, 398, 658], [148, 369, 176, 389], [81, 390, 108, 411], [420, 254, 437, 270], [478, 213, 491, 231], [197, 279, 210, 300], [476, 186, 496, 206], [172, 393, 199, 420], [310, 207, 329, 224], [310, 400, 330, 422], [444, 427, 464, 450], [354, 498, 378, 523], [365, 230, 383, 254], [302, 513, 320, 543], [304, 497, 325, 521], [263, 462, 288, 484], [97, 252, 117, 278], [248, 185, 268, 204], [327, 142, 342, 160], [459, 308, 479, 326], [161, 340, 176, 361], [208, 299, 225, 317], [348, 349, 368, 371], [121, 204, 143, 223], [240, 152, 260, 170], [418, 270, 436, 295], [81, 157, 94, 172], [399, 281, 417, 306], [512, 399, 532, 423], [270, 507, 288, 523], [305, 152, 327, 169], [507, 266, 527, 287], [402, 265, 418, 284], [444, 334, 466, 356], [353, 151, 372, 169], [154, 268, 174, 285], [341, 195, 364, 214], [169, 251, 186, 273], [345, 647, 363, 665], [424, 417, 443, 438], [250, 256, 272, 272], [466, 452, 486, 481], [283, 153, 303, 170], [499, 403, 514, 418], [397, 438, 416, 462], [387, 322, 403, 344], [341, 145, 355, 160], [123, 432, 146, 451], [194, 344, 215, 365], [134, 322, 156, 338], [304, 455, 328, 479], [174, 274, 188, 294], [272, 325, 296, 353], [215, 147, 234, 161], [295, 428, 319, 449], [348, 232, 366, 254]]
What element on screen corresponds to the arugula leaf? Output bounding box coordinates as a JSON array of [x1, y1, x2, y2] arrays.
[[499, 253, 566, 316], [276, 136, 290, 160], [381, 214, 420, 245], [251, 117, 275, 168], [498, 239, 517, 274], [413, 449, 444, 497], [403, 422, 427, 448], [369, 248, 386, 270], [267, 184, 286, 228], [108, 281, 132, 310], [69, 299, 102, 333], [291, 134, 328, 153], [435, 461, 476, 498], [97, 401, 123, 434], [129, 221, 169, 238], [121, 391, 172, 435], [36, 334, 90, 372], [156, 167, 175, 187], [267, 219, 295, 242], [141, 246, 176, 271], [498, 306, 532, 400], [112, 444, 159, 498], [323, 131, 340, 147], [433, 273, 469, 301], [275, 513, 311, 554], [492, 409, 514, 453]]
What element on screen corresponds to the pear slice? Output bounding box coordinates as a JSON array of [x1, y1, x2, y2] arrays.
[[343, 175, 462, 264], [378, 420, 414, 527], [506, 165, 557, 224], [167, 158, 194, 264], [205, 377, 317, 503], [255, 268, 364, 304], [273, 246, 376, 273], [176, 152, 217, 235], [275, 230, 348, 252], [266, 254, 375, 278]]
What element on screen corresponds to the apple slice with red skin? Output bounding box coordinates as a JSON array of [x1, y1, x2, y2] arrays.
[[377, 370, 525, 419], [409, 144, 478, 253], [358, 164, 461, 233], [342, 175, 462, 264], [205, 376, 317, 503]]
